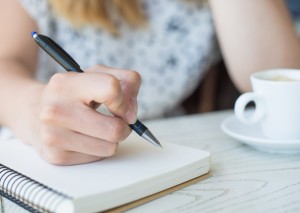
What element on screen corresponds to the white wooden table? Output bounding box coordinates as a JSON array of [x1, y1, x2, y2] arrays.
[[1, 110, 300, 213]]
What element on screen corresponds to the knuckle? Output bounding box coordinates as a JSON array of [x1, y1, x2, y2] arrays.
[[41, 131, 60, 149], [42, 150, 69, 165], [104, 143, 118, 157], [105, 76, 121, 99], [39, 104, 63, 123], [109, 120, 127, 142], [48, 73, 68, 92]]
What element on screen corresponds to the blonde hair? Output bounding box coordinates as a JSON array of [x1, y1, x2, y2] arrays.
[[49, 0, 146, 34]]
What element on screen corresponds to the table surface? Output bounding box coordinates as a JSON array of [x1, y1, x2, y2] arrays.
[[1, 110, 300, 213]]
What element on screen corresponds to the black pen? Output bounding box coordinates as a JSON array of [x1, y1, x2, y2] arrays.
[[31, 32, 162, 148]]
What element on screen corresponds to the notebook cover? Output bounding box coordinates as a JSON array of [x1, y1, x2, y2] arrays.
[[107, 172, 211, 213]]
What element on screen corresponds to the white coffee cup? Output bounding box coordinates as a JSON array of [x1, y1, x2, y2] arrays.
[[234, 69, 300, 140]]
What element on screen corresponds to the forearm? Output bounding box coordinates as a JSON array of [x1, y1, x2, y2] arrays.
[[209, 0, 300, 91], [0, 60, 43, 131]]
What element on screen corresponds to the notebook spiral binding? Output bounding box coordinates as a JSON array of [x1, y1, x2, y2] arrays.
[[0, 164, 72, 213]]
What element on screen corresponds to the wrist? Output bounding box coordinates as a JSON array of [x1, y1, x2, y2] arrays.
[[7, 81, 45, 144]]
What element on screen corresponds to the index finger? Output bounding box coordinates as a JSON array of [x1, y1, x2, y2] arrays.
[[53, 72, 137, 124], [86, 64, 142, 97]]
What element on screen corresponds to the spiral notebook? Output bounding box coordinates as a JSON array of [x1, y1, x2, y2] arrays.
[[0, 128, 210, 213]]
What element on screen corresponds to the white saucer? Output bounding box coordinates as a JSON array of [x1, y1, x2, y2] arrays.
[[221, 114, 300, 154]]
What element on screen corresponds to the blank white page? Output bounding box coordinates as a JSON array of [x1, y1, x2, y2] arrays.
[[0, 128, 210, 212]]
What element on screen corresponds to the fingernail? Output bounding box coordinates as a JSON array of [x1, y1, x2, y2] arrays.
[[125, 108, 137, 124]]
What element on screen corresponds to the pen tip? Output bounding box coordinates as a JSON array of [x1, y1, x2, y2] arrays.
[[158, 143, 163, 149], [31, 31, 37, 38], [142, 130, 163, 149], [154, 141, 163, 149]]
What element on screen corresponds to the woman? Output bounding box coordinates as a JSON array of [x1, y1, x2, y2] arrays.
[[0, 0, 299, 165], [0, 0, 219, 165]]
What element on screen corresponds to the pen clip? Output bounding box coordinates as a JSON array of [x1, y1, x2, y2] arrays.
[[46, 37, 80, 68]]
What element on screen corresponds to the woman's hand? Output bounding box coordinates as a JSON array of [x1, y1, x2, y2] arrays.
[[1, 1, 142, 165], [23, 65, 141, 165]]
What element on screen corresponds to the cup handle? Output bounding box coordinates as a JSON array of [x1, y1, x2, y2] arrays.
[[234, 92, 265, 124]]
